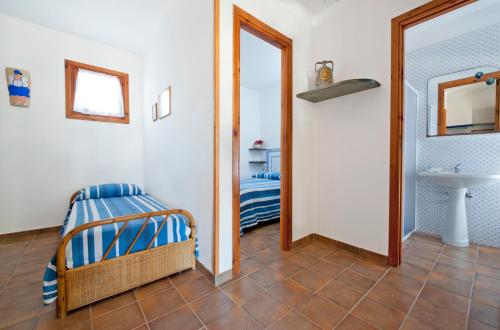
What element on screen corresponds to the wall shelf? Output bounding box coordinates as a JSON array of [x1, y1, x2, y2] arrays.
[[249, 148, 268, 151], [296, 79, 381, 103], [249, 161, 266, 164]]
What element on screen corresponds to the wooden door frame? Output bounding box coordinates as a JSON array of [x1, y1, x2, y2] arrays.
[[437, 71, 500, 135], [232, 5, 293, 274], [497, 80, 500, 131], [389, 0, 476, 266], [213, 0, 220, 275]]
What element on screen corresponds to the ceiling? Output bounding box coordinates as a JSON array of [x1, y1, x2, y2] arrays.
[[406, 0, 500, 52], [0, 0, 178, 54], [294, 0, 340, 15], [0, 0, 337, 55], [240, 30, 281, 92]]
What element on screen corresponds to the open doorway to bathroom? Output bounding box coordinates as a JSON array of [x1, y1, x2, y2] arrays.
[[232, 6, 293, 274], [391, 2, 500, 318]]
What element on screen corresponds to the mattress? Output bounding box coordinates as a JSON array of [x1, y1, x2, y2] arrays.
[[240, 178, 281, 232]]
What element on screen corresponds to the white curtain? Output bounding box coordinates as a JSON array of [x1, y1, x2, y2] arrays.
[[73, 69, 124, 117]]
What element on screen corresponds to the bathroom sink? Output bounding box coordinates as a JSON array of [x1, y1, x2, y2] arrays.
[[418, 171, 500, 247], [419, 172, 500, 189]]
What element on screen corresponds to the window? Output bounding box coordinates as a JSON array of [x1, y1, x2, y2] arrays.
[[65, 60, 129, 124]]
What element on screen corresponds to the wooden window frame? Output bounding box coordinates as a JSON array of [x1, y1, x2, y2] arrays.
[[437, 71, 500, 135], [65, 59, 130, 124], [389, 0, 476, 267]]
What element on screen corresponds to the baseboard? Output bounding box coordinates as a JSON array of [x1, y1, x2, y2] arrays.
[[196, 260, 214, 281], [196, 260, 233, 286], [403, 230, 416, 241], [0, 226, 61, 240], [214, 269, 233, 286], [292, 233, 314, 248], [292, 233, 388, 266]]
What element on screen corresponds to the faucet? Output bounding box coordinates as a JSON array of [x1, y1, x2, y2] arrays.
[[454, 164, 463, 173]]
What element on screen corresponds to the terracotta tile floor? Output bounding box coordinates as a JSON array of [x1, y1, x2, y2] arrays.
[[1, 224, 500, 329]]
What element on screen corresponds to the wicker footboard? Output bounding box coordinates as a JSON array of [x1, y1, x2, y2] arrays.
[[57, 209, 197, 317]]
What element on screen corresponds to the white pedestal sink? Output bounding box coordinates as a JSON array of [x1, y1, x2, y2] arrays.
[[418, 171, 500, 247]]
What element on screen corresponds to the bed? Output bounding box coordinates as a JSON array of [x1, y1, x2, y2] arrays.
[[42, 183, 197, 317], [240, 172, 281, 233]]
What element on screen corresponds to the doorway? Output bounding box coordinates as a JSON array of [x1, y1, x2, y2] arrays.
[[389, 0, 477, 266], [232, 6, 293, 274]]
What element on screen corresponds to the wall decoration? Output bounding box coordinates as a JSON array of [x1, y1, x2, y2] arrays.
[[5, 67, 31, 107], [158, 86, 171, 119], [315, 60, 334, 88], [152, 103, 158, 121]]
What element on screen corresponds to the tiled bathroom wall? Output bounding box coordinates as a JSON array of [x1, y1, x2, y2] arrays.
[[406, 22, 500, 247]]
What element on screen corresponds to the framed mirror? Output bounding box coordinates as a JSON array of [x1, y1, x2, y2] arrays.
[[428, 67, 500, 136], [158, 86, 171, 119]]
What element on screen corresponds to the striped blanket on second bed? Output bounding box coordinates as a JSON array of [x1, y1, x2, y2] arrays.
[[240, 174, 281, 233], [43, 183, 197, 304]]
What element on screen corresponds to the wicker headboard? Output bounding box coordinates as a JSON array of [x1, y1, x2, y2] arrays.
[[266, 149, 281, 173]]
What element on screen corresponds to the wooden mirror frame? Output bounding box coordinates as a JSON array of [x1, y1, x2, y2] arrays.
[[437, 71, 500, 135]]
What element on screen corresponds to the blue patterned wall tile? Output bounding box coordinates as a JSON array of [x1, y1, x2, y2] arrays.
[[406, 22, 500, 247]]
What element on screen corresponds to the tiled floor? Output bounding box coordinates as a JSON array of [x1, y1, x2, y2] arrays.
[[1, 224, 500, 329]]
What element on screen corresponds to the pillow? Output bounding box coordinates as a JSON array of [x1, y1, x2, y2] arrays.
[[252, 172, 281, 180], [74, 183, 145, 201]]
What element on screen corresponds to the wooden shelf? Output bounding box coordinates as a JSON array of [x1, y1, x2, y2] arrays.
[[296, 79, 381, 103]]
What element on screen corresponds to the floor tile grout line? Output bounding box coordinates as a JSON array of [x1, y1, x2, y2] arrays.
[[237, 236, 392, 329], [143, 300, 188, 325], [300, 258, 366, 329], [0, 235, 36, 297], [89, 289, 154, 321], [169, 276, 210, 328], [89, 304, 93, 330], [332, 266, 391, 330], [397, 242, 447, 329], [217, 273, 275, 328], [218, 241, 321, 328], [133, 289, 151, 330], [237, 303, 265, 329], [227, 233, 479, 326], [464, 243, 480, 329], [302, 253, 390, 329], [260, 252, 364, 329]]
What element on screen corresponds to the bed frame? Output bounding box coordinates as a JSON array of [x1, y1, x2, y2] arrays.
[[56, 192, 197, 317]]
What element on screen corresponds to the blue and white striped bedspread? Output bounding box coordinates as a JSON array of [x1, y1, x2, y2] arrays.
[[240, 178, 280, 233], [43, 189, 196, 304]]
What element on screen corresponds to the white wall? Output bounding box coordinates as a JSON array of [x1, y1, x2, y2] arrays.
[[218, 0, 316, 273], [240, 86, 262, 179], [240, 84, 281, 179], [260, 85, 281, 149], [309, 0, 427, 255], [0, 14, 143, 234], [141, 1, 214, 271]]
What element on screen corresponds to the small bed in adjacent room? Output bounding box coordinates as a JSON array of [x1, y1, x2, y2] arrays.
[[240, 149, 281, 234], [240, 172, 281, 233], [43, 183, 197, 317]]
